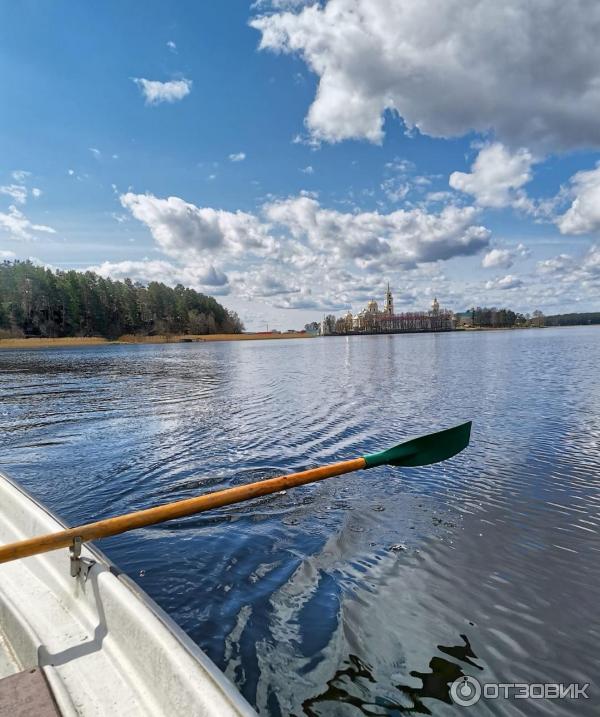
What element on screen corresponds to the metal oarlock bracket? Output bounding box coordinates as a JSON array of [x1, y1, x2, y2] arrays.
[[69, 537, 94, 580]]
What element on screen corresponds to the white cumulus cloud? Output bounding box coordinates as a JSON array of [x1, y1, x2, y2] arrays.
[[482, 243, 529, 269], [235, 267, 301, 298], [537, 254, 576, 275], [132, 77, 192, 105], [91, 259, 229, 291], [556, 165, 600, 235], [229, 152, 246, 162], [485, 274, 524, 290], [118, 192, 492, 308], [537, 245, 600, 280], [482, 248, 513, 269], [264, 196, 490, 268], [119, 192, 278, 259], [582, 245, 600, 277], [450, 143, 534, 208], [0, 205, 56, 240], [251, 0, 600, 150]]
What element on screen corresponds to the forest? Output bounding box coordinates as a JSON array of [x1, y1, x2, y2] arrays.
[[545, 312, 600, 326], [466, 307, 536, 327], [0, 261, 244, 339], [469, 308, 600, 328]]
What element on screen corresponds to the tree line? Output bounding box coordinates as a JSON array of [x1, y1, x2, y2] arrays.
[[467, 308, 600, 328], [545, 312, 600, 326], [0, 261, 244, 339], [465, 306, 544, 328]]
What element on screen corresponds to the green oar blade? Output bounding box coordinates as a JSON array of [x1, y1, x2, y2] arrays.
[[363, 421, 472, 469]]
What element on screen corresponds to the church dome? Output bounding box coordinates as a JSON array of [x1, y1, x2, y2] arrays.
[[367, 299, 379, 313]]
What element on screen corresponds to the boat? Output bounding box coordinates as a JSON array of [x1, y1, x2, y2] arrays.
[[0, 472, 256, 716]]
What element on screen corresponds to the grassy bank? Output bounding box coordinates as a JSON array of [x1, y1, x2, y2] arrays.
[[0, 332, 314, 350]]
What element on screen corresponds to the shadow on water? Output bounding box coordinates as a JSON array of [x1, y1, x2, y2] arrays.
[[301, 635, 482, 716]]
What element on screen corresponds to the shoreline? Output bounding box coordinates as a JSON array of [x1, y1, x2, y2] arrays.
[[0, 332, 314, 350], [0, 324, 595, 351]]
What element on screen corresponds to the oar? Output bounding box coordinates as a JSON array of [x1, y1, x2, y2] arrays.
[[0, 422, 471, 565]]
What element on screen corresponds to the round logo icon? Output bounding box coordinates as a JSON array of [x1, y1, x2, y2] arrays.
[[450, 676, 482, 706]]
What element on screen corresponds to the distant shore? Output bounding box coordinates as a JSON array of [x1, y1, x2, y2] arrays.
[[0, 332, 314, 350], [2, 324, 595, 350]]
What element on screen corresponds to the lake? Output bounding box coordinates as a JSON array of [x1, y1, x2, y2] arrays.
[[0, 327, 598, 715]]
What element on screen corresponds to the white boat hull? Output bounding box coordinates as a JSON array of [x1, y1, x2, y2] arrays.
[[0, 472, 256, 716]]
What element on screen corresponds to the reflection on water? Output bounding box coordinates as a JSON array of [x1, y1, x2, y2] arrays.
[[302, 635, 482, 716], [0, 328, 599, 715]]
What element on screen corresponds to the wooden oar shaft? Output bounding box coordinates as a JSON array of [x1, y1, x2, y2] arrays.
[[0, 457, 366, 564]]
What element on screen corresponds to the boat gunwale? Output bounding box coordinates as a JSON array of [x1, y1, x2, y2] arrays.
[[0, 470, 256, 717]]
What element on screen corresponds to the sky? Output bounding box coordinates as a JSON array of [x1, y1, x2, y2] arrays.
[[1, 0, 600, 330]]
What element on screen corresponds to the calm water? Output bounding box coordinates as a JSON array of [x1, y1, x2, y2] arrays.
[[0, 328, 599, 715]]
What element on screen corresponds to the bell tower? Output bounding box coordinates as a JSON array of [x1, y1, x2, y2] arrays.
[[384, 282, 394, 315]]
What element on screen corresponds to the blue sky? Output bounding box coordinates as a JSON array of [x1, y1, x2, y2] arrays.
[[1, 0, 599, 330]]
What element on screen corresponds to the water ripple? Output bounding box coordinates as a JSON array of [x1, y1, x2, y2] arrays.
[[0, 329, 599, 715]]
